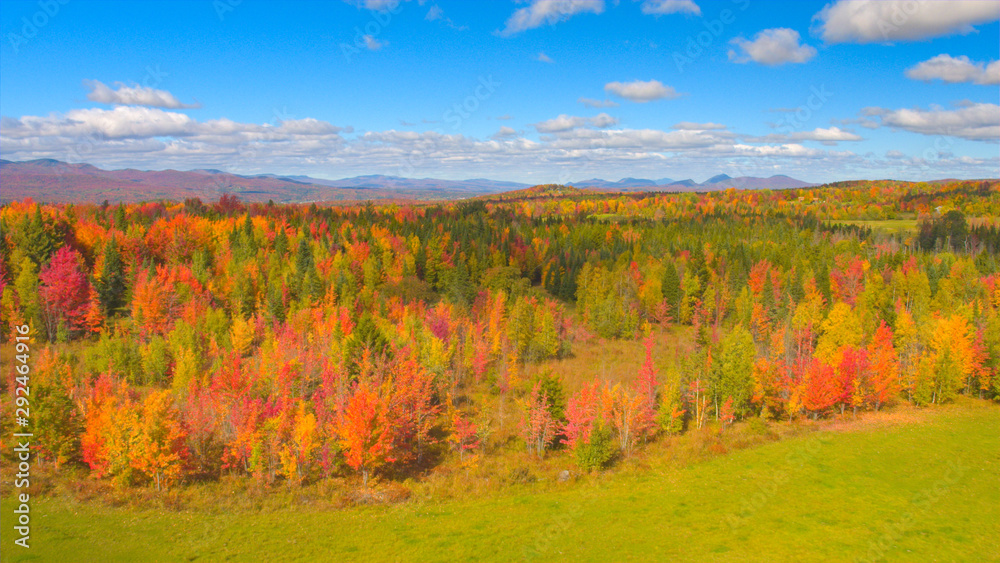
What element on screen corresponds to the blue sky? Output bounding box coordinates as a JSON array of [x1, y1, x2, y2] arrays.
[[1, 0, 997, 184]]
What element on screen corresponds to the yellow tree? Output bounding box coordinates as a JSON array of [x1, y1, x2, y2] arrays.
[[131, 390, 189, 491], [815, 302, 862, 365], [279, 400, 317, 485], [917, 314, 974, 404]]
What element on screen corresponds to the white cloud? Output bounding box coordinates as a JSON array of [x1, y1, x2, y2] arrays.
[[534, 115, 587, 133], [346, 0, 407, 10], [491, 126, 518, 139], [815, 0, 1000, 43], [885, 150, 906, 159], [3, 103, 994, 183], [425, 5, 443, 20], [423, 4, 466, 29], [538, 52, 555, 63], [496, 114, 514, 120], [732, 143, 824, 158], [499, 0, 605, 36], [363, 35, 385, 50], [639, 0, 700, 16], [275, 118, 343, 136], [748, 126, 863, 145], [84, 80, 199, 109], [532, 113, 619, 133], [793, 127, 862, 143], [905, 54, 1000, 85], [604, 79, 681, 103], [864, 103, 1000, 141], [544, 127, 729, 151], [589, 113, 619, 128], [578, 97, 619, 108], [672, 122, 727, 130], [728, 28, 816, 65], [0, 107, 346, 142]]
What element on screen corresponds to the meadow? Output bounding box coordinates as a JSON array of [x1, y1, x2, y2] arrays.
[[2, 399, 997, 563]]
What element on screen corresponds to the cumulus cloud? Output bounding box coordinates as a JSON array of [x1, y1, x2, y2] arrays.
[[533, 115, 587, 133], [589, 113, 619, 128], [905, 54, 1000, 85], [499, 0, 605, 36], [532, 113, 619, 133], [815, 0, 1000, 44], [728, 28, 816, 65], [792, 126, 863, 143], [537, 52, 555, 63], [748, 126, 863, 145], [0, 107, 346, 142], [84, 80, 199, 109], [578, 97, 619, 108], [639, 0, 700, 16], [543, 127, 729, 151], [732, 143, 824, 158], [3, 102, 994, 183], [604, 79, 681, 103], [491, 126, 518, 139], [863, 103, 1000, 141], [672, 122, 727, 130], [363, 35, 385, 50]]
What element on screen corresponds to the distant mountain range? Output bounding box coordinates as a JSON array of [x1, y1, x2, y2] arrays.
[[569, 173, 817, 191], [0, 159, 529, 204], [0, 159, 817, 204]]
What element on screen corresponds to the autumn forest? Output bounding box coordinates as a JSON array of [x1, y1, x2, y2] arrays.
[[2, 179, 999, 503]]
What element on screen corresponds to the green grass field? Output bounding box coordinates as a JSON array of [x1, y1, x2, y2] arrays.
[[2, 400, 998, 563]]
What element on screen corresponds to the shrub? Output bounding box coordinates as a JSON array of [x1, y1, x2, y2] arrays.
[[575, 423, 614, 471]]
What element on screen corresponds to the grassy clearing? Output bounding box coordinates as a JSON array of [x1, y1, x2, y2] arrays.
[[2, 399, 997, 563], [826, 219, 920, 234], [526, 327, 693, 394]]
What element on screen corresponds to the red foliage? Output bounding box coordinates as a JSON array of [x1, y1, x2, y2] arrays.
[[720, 396, 735, 428], [38, 246, 91, 335], [337, 381, 395, 485], [562, 381, 601, 451], [868, 322, 900, 410], [802, 360, 838, 416], [635, 335, 659, 434], [521, 382, 557, 457], [831, 255, 865, 307], [835, 346, 870, 413], [449, 410, 480, 461]]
